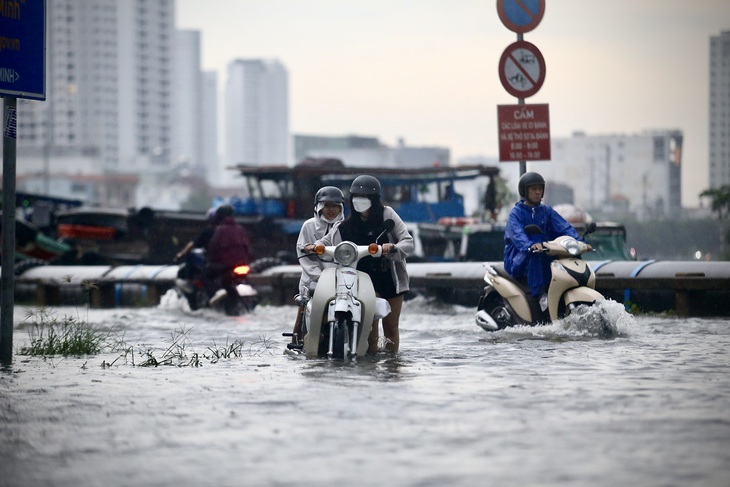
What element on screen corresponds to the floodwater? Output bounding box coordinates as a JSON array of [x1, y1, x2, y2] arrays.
[[1, 294, 729, 487]]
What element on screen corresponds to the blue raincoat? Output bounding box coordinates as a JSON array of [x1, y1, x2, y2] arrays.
[[503, 201, 580, 297]]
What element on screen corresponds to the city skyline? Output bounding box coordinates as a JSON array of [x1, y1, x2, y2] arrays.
[[177, 0, 730, 208]]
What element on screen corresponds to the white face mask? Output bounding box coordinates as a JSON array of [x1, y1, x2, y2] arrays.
[[352, 197, 372, 213]]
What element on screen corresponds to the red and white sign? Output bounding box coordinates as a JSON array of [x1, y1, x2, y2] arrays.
[[498, 104, 551, 162], [499, 40, 546, 99]]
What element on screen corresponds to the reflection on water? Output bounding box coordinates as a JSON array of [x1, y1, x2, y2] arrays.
[[1, 294, 729, 487]]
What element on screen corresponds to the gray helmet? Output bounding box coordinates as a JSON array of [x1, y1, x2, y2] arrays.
[[350, 175, 381, 196], [314, 186, 345, 205], [518, 172, 545, 198]]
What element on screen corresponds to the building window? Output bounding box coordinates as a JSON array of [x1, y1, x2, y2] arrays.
[[653, 137, 665, 161]]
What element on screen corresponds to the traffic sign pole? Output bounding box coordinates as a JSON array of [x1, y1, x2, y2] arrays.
[[1, 97, 17, 366], [0, 0, 47, 365], [496, 0, 548, 176]]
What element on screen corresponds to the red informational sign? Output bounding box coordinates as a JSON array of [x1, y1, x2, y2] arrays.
[[499, 40, 546, 99], [498, 104, 551, 162]]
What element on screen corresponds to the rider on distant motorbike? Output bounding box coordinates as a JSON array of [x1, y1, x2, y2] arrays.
[[504, 172, 591, 310], [290, 186, 346, 342], [204, 205, 251, 304]]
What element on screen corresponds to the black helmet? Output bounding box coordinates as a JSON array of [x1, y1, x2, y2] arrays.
[[518, 172, 545, 198], [350, 175, 381, 196], [215, 204, 235, 219], [314, 186, 345, 205]]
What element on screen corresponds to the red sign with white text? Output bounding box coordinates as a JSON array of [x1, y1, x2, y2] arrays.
[[498, 104, 551, 162]]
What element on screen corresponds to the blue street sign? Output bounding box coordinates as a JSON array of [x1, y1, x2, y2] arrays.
[[0, 0, 46, 100], [497, 0, 545, 34]]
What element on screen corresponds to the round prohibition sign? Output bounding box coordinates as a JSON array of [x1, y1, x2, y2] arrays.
[[498, 40, 546, 99], [497, 0, 546, 34]]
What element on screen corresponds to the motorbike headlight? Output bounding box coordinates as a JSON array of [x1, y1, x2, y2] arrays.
[[334, 242, 358, 266], [562, 238, 581, 256]]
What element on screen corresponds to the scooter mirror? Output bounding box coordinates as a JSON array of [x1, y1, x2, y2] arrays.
[[583, 221, 597, 237], [376, 219, 396, 244]]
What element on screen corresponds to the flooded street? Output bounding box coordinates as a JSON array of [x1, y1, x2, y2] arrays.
[[1, 294, 729, 487]]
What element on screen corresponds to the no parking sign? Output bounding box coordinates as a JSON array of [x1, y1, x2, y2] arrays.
[[497, 0, 545, 34]]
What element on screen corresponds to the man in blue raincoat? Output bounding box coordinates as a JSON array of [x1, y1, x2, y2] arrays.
[[503, 172, 587, 309]]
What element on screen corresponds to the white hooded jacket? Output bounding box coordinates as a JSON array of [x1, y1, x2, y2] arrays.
[[296, 203, 345, 293]]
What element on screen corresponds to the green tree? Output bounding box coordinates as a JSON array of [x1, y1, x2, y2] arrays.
[[700, 185, 730, 220], [700, 185, 730, 259]]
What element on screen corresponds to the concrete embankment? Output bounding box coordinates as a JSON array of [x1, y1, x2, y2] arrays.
[[8, 260, 730, 317]]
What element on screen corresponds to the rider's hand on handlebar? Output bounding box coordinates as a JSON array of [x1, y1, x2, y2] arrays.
[[530, 243, 544, 252], [382, 243, 395, 254], [303, 244, 315, 253]]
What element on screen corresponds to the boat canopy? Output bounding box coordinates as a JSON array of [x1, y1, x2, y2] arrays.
[[227, 159, 500, 223]]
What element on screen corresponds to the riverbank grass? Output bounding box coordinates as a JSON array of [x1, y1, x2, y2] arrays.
[[18, 308, 104, 357]]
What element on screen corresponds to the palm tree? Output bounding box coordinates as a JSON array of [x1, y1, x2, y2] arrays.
[[700, 185, 730, 259], [700, 185, 730, 220]]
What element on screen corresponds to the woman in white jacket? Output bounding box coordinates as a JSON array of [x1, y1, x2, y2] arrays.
[[305, 175, 414, 353], [290, 186, 345, 342]]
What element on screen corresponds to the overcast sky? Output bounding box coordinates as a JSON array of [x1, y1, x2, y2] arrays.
[[176, 0, 730, 208]]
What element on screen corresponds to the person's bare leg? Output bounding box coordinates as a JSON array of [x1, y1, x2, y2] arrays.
[[367, 317, 380, 354], [381, 294, 403, 353], [291, 306, 304, 344]]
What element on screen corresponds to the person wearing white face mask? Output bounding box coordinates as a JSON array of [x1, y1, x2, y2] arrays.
[[305, 175, 414, 353], [290, 186, 346, 343]]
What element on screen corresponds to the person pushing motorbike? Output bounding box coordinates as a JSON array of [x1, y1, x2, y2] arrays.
[[304, 175, 413, 354], [503, 172, 591, 312]]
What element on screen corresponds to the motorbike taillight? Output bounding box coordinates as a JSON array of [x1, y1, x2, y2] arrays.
[[233, 265, 250, 276]]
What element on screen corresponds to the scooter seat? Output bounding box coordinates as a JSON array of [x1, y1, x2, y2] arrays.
[[490, 263, 533, 295]]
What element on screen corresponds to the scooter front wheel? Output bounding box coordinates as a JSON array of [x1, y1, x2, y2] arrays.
[[480, 294, 514, 330], [332, 315, 352, 360]]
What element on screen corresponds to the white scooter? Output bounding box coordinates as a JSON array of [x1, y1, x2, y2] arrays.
[[475, 222, 606, 331], [286, 220, 394, 359]]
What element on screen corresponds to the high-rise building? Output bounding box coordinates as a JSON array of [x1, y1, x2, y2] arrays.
[[225, 59, 289, 168], [173, 29, 204, 177], [201, 71, 220, 185], [709, 30, 730, 187], [16, 0, 174, 177], [116, 0, 174, 174]]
